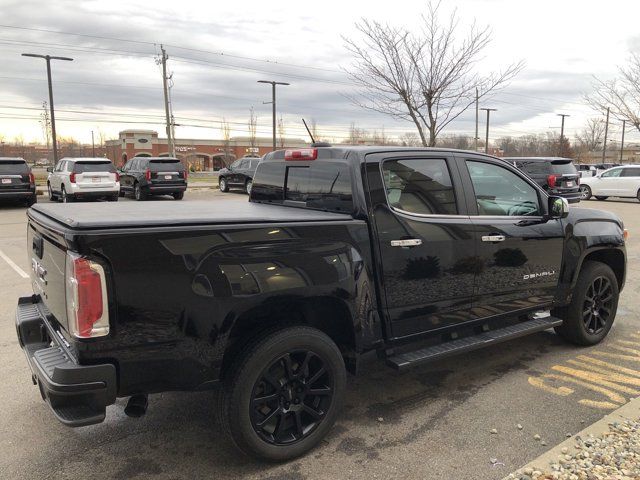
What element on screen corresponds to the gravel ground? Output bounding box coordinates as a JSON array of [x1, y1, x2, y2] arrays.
[[507, 419, 640, 480]]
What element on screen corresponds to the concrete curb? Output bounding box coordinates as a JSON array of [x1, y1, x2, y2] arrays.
[[504, 395, 640, 478]]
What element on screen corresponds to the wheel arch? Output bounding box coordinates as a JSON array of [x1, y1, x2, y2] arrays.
[[220, 296, 359, 379], [577, 248, 625, 292]]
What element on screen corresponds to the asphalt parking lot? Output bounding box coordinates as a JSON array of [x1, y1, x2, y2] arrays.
[[1, 192, 639, 480]]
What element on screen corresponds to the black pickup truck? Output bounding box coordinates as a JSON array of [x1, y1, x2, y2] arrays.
[[16, 146, 626, 461]]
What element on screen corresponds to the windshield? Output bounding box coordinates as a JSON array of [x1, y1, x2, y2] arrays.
[[149, 159, 184, 171], [0, 161, 29, 175], [73, 161, 116, 173]]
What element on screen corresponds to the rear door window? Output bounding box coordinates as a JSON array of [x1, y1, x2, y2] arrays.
[[549, 161, 578, 175], [284, 162, 353, 211], [622, 168, 640, 177], [73, 161, 116, 173], [0, 161, 28, 175], [382, 158, 457, 215]]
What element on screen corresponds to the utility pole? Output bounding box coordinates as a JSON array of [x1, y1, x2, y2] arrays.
[[475, 88, 479, 152], [91, 130, 95, 157], [602, 107, 610, 163], [620, 119, 626, 163], [480, 108, 497, 154], [21, 53, 73, 164], [258, 80, 290, 151], [159, 45, 175, 157], [557, 114, 569, 157]]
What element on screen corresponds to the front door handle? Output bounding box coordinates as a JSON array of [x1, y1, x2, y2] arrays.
[[481, 235, 506, 242], [390, 239, 423, 247]]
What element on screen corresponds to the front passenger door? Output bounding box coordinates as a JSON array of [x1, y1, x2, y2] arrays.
[[461, 158, 564, 317]]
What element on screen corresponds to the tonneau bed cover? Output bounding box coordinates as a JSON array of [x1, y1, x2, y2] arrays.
[[29, 200, 355, 230]]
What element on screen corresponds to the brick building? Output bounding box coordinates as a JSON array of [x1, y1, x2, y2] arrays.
[[105, 130, 308, 170]]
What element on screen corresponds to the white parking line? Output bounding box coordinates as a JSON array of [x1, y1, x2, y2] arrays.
[[0, 248, 29, 278]]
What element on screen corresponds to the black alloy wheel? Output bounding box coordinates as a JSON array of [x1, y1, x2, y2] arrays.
[[250, 350, 333, 446], [582, 276, 614, 335]]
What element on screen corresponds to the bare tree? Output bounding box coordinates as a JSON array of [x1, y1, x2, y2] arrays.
[[344, 1, 523, 146], [586, 52, 640, 133], [39, 101, 51, 160], [399, 131, 421, 146], [575, 118, 606, 152], [248, 107, 257, 151], [277, 115, 286, 148]]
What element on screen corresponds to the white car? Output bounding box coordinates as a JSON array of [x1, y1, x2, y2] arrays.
[[579, 165, 640, 201], [47, 157, 120, 202]]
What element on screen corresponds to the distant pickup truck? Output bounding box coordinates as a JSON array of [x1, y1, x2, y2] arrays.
[[16, 146, 626, 461]]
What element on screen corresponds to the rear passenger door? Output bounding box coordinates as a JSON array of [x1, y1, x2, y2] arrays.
[[367, 153, 476, 338], [459, 157, 564, 317], [619, 167, 640, 197]]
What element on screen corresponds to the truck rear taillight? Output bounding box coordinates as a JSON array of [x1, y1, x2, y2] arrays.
[[285, 148, 318, 161], [65, 252, 109, 339], [28, 172, 35, 185], [70, 172, 76, 183], [145, 169, 151, 181], [115, 172, 120, 182], [547, 174, 557, 188]]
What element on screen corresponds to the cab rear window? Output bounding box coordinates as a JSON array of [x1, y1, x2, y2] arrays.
[[73, 161, 116, 173], [252, 161, 353, 212], [0, 161, 29, 174]]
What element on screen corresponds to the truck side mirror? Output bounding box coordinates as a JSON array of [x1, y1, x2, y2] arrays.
[[548, 196, 569, 219]]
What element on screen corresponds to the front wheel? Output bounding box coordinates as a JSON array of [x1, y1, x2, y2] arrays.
[[553, 261, 619, 345], [245, 179, 253, 195], [219, 177, 229, 192], [595, 196, 608, 201], [219, 327, 346, 461], [579, 185, 592, 200], [61, 186, 72, 203], [173, 192, 184, 200]]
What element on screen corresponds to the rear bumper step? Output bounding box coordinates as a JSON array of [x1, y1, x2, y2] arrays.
[[386, 316, 563, 371], [15, 296, 117, 427]]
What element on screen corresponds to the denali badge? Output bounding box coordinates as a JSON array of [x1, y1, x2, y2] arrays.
[[523, 271, 556, 280]]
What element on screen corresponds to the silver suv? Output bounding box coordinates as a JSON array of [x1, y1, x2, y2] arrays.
[[47, 158, 120, 202]]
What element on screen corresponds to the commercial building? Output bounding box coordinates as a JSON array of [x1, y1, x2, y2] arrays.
[[105, 130, 308, 170]]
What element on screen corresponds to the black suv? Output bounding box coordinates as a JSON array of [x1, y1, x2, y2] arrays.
[[218, 156, 261, 194], [0, 157, 37, 206], [507, 157, 581, 203], [119, 157, 187, 201]]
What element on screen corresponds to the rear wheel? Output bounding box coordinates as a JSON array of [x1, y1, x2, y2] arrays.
[[173, 192, 184, 200], [595, 196, 608, 200], [108, 195, 118, 202], [579, 185, 592, 200], [25, 196, 36, 207], [245, 179, 253, 195], [637, 189, 640, 202], [553, 261, 619, 345], [219, 177, 229, 192], [118, 189, 125, 198], [61, 186, 72, 203], [134, 183, 146, 201], [219, 326, 346, 461]]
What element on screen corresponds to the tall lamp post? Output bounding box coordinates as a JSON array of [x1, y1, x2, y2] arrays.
[[21, 53, 73, 164], [257, 80, 289, 151]]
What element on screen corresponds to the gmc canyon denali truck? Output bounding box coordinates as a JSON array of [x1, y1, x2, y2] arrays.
[[16, 147, 626, 461]]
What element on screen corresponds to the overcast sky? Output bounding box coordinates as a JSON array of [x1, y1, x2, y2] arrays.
[[1, 0, 640, 145]]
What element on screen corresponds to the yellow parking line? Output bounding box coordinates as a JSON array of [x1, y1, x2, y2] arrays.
[[565, 360, 640, 386], [591, 351, 640, 362], [609, 344, 640, 356], [550, 365, 640, 395], [527, 376, 574, 396], [576, 355, 640, 378], [544, 373, 625, 409]]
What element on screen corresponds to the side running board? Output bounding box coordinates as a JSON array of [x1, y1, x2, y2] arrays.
[[386, 316, 563, 371]]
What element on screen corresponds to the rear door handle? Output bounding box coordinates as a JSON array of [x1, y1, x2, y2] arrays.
[[390, 239, 423, 247], [481, 235, 506, 242]]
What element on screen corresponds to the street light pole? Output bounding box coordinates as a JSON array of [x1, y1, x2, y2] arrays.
[[557, 114, 570, 156], [22, 53, 73, 164], [480, 108, 497, 154], [258, 80, 290, 151], [91, 130, 95, 157]]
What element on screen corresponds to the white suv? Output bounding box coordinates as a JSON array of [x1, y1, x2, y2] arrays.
[[579, 165, 640, 201], [47, 158, 120, 202]]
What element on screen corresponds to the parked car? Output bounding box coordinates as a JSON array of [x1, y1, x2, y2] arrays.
[[576, 164, 597, 178], [119, 156, 187, 200], [218, 156, 261, 194], [0, 157, 36, 206], [17, 146, 626, 461], [47, 158, 119, 203], [579, 165, 640, 201], [594, 163, 621, 172], [507, 157, 581, 203]]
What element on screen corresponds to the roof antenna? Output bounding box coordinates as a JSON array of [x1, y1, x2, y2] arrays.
[[302, 118, 331, 148], [302, 118, 315, 144]]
